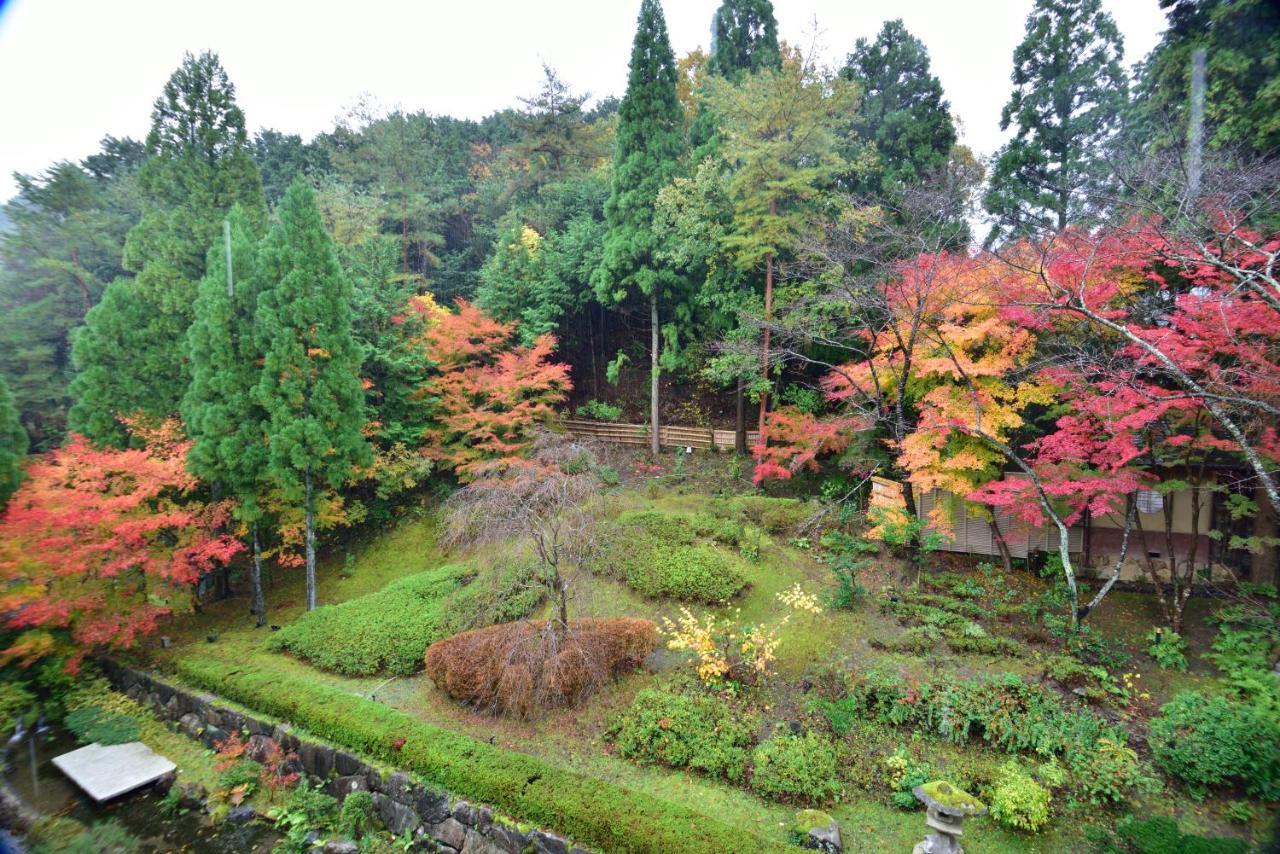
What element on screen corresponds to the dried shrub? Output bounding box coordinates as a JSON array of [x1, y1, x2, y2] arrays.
[[425, 618, 657, 718]]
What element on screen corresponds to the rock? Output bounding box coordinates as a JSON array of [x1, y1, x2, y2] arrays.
[[245, 734, 278, 763], [201, 724, 228, 749], [452, 800, 479, 826], [487, 823, 530, 854], [383, 770, 414, 801], [302, 831, 322, 848], [202, 707, 222, 728], [165, 695, 180, 717], [227, 805, 257, 823], [177, 782, 208, 810], [374, 793, 420, 836], [795, 810, 841, 853], [326, 775, 366, 800], [153, 771, 177, 795], [322, 841, 359, 854], [461, 829, 507, 854], [334, 750, 363, 776], [272, 723, 300, 752], [529, 830, 569, 854], [178, 713, 203, 739], [414, 786, 450, 824], [300, 742, 336, 778], [431, 817, 468, 851]]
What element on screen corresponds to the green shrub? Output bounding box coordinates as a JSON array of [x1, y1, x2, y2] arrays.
[[627, 544, 747, 602], [576, 399, 624, 422], [217, 759, 261, 796], [0, 681, 35, 735], [751, 731, 841, 804], [438, 562, 544, 636], [710, 496, 815, 533], [1116, 816, 1248, 854], [1148, 691, 1280, 798], [881, 747, 931, 809], [989, 762, 1051, 832], [63, 705, 140, 745], [29, 818, 137, 854], [1145, 628, 1188, 672], [1068, 737, 1153, 806], [611, 688, 758, 782], [269, 564, 472, 675], [176, 657, 782, 854], [337, 790, 377, 839]]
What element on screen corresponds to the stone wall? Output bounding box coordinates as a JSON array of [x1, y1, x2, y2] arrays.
[[104, 663, 584, 854]]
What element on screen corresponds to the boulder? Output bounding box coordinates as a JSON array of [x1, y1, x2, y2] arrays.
[[178, 713, 202, 739], [374, 793, 420, 836], [795, 810, 841, 854], [431, 817, 468, 851], [326, 775, 366, 800], [334, 750, 363, 776], [300, 742, 335, 778], [227, 805, 257, 823], [322, 841, 359, 854], [201, 724, 228, 749], [245, 734, 278, 763], [529, 830, 569, 854], [414, 786, 450, 824], [461, 829, 507, 854], [177, 782, 208, 810]]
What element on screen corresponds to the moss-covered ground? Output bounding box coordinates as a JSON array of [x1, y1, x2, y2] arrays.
[[135, 454, 1275, 852]]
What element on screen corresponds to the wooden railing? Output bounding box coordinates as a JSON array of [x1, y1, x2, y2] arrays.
[[562, 419, 758, 452]]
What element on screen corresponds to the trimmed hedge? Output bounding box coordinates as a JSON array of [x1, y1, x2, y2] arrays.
[[175, 658, 784, 854], [269, 563, 539, 676], [612, 687, 758, 782], [598, 510, 749, 603]]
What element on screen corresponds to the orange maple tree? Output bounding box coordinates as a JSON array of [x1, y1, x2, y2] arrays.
[[419, 299, 571, 481], [0, 417, 242, 667]]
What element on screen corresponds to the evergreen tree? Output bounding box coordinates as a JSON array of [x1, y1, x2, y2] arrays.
[[0, 373, 28, 506], [983, 0, 1127, 240], [707, 0, 780, 80], [182, 206, 271, 625], [593, 0, 687, 455], [842, 19, 957, 195], [255, 177, 370, 610], [0, 147, 141, 448], [68, 51, 266, 444], [1129, 0, 1280, 159]]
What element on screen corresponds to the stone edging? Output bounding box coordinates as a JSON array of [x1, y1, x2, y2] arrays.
[[103, 662, 584, 854]]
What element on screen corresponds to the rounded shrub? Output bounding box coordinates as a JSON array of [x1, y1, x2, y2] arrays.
[[628, 544, 747, 602], [989, 762, 1051, 832], [1148, 692, 1279, 798], [612, 687, 758, 781], [751, 731, 841, 804]]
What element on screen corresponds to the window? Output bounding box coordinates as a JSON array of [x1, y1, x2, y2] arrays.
[[1136, 489, 1164, 514]]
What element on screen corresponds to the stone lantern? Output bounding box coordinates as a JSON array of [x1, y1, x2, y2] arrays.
[[911, 781, 987, 854]]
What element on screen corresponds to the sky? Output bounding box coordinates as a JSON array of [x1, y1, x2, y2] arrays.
[[0, 0, 1169, 202]]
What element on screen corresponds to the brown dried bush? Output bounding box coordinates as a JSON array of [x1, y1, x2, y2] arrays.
[[424, 617, 657, 718]]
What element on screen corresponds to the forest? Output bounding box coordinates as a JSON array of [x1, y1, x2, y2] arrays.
[[0, 0, 1278, 852]]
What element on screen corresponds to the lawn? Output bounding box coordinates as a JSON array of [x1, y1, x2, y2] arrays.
[[133, 459, 1275, 852]]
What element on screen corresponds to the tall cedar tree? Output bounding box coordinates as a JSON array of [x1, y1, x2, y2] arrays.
[[0, 373, 28, 506], [255, 178, 370, 610], [708, 0, 781, 80], [842, 20, 957, 195], [69, 51, 266, 446], [181, 206, 270, 625], [593, 0, 687, 456], [983, 0, 1127, 241], [0, 147, 141, 449], [1129, 0, 1280, 158]]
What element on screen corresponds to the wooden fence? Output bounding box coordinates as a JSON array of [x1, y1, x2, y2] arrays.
[[563, 419, 759, 452]]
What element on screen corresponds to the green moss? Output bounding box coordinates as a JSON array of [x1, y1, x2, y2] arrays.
[[917, 780, 986, 814], [793, 808, 834, 834]]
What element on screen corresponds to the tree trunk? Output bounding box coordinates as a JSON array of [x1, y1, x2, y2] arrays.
[[1254, 482, 1279, 588], [251, 520, 266, 627], [304, 471, 317, 611], [735, 376, 747, 455], [650, 290, 660, 457], [989, 515, 1014, 574], [758, 202, 777, 439], [587, 303, 599, 399]]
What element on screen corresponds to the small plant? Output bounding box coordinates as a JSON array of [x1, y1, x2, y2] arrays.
[[1148, 692, 1280, 798], [611, 688, 758, 782], [1145, 627, 1188, 672], [337, 790, 377, 839], [989, 762, 1051, 832], [1069, 737, 1154, 806], [63, 706, 140, 745], [882, 748, 931, 809], [158, 785, 186, 818], [1222, 799, 1255, 825], [576, 399, 624, 422], [751, 731, 842, 804]]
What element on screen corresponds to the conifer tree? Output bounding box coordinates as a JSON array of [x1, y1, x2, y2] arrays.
[[983, 0, 1127, 241], [593, 0, 687, 456], [69, 51, 266, 444], [255, 177, 370, 610], [0, 373, 28, 506], [182, 206, 270, 625], [842, 20, 956, 195], [708, 0, 780, 80]]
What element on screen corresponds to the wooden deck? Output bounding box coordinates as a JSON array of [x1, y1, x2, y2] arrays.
[[53, 741, 175, 802]]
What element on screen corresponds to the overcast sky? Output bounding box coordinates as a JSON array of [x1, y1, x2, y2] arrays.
[[0, 0, 1168, 202]]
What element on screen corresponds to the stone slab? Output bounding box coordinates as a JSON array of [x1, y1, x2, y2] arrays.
[[52, 741, 176, 802]]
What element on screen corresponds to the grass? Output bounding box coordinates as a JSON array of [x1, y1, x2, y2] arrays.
[[133, 475, 1274, 852]]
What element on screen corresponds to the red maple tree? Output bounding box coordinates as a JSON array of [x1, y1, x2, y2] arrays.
[[0, 417, 243, 668]]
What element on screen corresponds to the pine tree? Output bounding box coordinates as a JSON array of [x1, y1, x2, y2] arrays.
[[182, 206, 271, 625], [1129, 0, 1280, 159], [255, 177, 370, 610], [68, 51, 266, 444], [983, 0, 1127, 241], [707, 0, 780, 80], [0, 373, 28, 506], [842, 19, 957, 195], [593, 0, 687, 456]]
